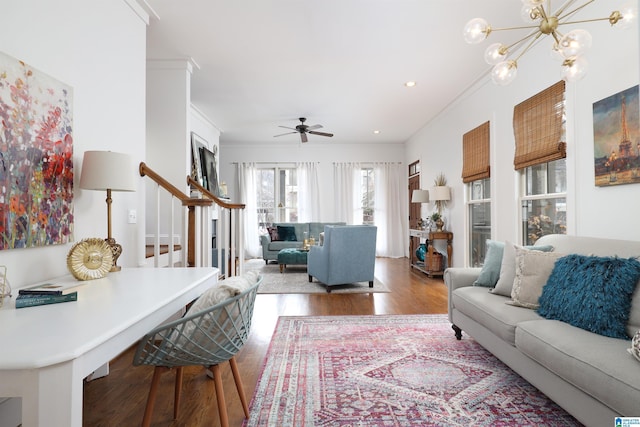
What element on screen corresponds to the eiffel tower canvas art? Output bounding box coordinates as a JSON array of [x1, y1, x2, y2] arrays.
[[593, 85, 640, 187]]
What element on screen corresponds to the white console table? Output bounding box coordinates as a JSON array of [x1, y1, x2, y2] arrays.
[[0, 267, 218, 427]]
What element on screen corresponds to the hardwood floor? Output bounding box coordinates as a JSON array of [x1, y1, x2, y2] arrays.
[[82, 257, 448, 426]]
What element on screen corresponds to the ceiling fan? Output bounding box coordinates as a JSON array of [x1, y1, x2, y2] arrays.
[[273, 117, 334, 143]]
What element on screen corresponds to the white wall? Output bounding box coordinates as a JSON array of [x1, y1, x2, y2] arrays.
[[220, 142, 405, 222], [0, 0, 148, 286], [405, 1, 640, 267]]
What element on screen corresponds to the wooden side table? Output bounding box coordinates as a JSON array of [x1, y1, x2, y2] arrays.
[[409, 229, 430, 275], [426, 231, 453, 277]]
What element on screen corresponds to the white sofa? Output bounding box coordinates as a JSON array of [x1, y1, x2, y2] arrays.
[[445, 234, 640, 427]]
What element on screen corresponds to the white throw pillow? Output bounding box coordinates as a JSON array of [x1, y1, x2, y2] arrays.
[[629, 330, 640, 363], [508, 248, 563, 309], [169, 274, 258, 350], [493, 241, 554, 297]]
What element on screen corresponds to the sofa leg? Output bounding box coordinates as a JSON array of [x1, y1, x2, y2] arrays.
[[308, 275, 312, 282], [326, 286, 331, 293], [452, 324, 462, 340], [369, 280, 373, 288]]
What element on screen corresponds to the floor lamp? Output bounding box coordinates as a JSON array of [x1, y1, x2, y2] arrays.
[[80, 151, 136, 272]]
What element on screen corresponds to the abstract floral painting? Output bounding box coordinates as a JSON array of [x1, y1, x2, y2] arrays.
[[0, 51, 74, 250]]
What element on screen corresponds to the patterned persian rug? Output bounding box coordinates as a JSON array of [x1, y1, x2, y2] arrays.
[[243, 259, 389, 294], [245, 314, 582, 426]]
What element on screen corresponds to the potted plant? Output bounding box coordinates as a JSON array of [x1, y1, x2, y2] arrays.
[[430, 212, 444, 232]]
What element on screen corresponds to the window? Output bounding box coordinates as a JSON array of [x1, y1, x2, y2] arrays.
[[361, 167, 375, 224], [463, 121, 491, 266], [468, 178, 491, 267], [256, 167, 297, 232], [521, 159, 567, 245], [514, 81, 567, 245]]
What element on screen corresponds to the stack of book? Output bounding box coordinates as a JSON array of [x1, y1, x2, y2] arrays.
[[15, 283, 78, 309]]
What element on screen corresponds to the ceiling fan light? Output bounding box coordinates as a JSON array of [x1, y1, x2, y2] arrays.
[[463, 18, 490, 44], [491, 60, 518, 86], [562, 56, 589, 82], [484, 43, 508, 65], [558, 29, 592, 59]]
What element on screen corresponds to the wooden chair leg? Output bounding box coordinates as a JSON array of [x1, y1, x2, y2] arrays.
[[229, 357, 250, 418], [174, 366, 184, 419], [210, 364, 229, 427], [142, 366, 169, 427]]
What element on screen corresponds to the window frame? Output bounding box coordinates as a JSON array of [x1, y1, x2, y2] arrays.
[[255, 165, 297, 231], [466, 177, 491, 267], [519, 159, 567, 245]]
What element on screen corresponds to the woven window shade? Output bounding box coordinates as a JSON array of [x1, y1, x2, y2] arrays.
[[513, 80, 566, 170], [462, 121, 490, 183]]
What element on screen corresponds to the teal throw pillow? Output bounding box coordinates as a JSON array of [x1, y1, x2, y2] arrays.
[[276, 225, 297, 242], [537, 254, 640, 339], [473, 240, 505, 288]]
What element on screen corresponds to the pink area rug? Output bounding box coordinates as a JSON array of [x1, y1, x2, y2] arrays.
[[245, 314, 582, 426]]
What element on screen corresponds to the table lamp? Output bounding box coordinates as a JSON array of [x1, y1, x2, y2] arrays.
[[430, 185, 450, 231], [80, 151, 136, 272], [411, 190, 429, 229], [411, 189, 430, 204]]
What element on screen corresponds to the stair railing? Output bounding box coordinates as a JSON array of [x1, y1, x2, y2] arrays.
[[139, 162, 213, 268], [187, 176, 246, 277]]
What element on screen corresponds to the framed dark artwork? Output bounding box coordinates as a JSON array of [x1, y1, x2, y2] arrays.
[[199, 145, 220, 196], [190, 132, 208, 187], [0, 50, 74, 250], [593, 85, 640, 187]]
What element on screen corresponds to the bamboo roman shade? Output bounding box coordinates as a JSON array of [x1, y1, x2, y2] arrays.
[[513, 80, 566, 170], [462, 121, 490, 183]]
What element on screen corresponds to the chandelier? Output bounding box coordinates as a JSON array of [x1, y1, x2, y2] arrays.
[[463, 0, 636, 85]]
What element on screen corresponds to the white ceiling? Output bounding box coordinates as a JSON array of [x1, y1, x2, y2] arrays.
[[145, 0, 520, 145]]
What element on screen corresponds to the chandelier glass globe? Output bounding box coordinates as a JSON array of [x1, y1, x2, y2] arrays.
[[558, 29, 592, 59], [491, 60, 518, 86], [463, 18, 490, 44], [484, 43, 507, 65]]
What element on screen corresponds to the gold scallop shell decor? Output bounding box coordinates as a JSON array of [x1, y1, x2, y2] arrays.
[[67, 238, 113, 281]]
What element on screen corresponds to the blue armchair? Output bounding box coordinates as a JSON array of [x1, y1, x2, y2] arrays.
[[307, 225, 377, 292]]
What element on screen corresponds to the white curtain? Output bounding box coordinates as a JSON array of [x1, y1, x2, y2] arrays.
[[237, 162, 261, 258], [374, 162, 407, 258], [333, 162, 361, 224], [297, 162, 320, 222]]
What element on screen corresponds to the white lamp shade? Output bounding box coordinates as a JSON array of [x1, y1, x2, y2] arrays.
[[430, 186, 450, 201], [80, 151, 137, 192], [411, 189, 430, 203]]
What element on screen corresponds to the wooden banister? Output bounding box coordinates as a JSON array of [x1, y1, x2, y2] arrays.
[[140, 162, 213, 208], [140, 162, 213, 267], [187, 176, 245, 210], [139, 162, 245, 275]]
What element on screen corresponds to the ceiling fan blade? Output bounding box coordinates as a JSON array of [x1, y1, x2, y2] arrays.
[[278, 125, 297, 131], [307, 124, 323, 130], [273, 131, 297, 137], [308, 130, 333, 137], [301, 132, 308, 143]]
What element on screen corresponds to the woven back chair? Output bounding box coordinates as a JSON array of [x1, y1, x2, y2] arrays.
[[133, 277, 261, 427]]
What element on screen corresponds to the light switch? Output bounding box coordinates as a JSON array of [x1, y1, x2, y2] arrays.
[[127, 209, 137, 224]]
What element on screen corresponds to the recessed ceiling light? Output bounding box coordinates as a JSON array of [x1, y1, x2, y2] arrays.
[[373, 130, 380, 134], [404, 81, 417, 87]]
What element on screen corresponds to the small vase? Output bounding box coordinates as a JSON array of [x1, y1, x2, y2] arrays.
[[435, 218, 444, 232], [416, 243, 427, 262]]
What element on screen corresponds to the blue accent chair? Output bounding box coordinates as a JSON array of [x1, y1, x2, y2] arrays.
[[307, 225, 377, 292]]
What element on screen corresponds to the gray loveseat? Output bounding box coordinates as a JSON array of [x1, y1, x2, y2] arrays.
[[445, 234, 640, 427], [259, 222, 345, 263]]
